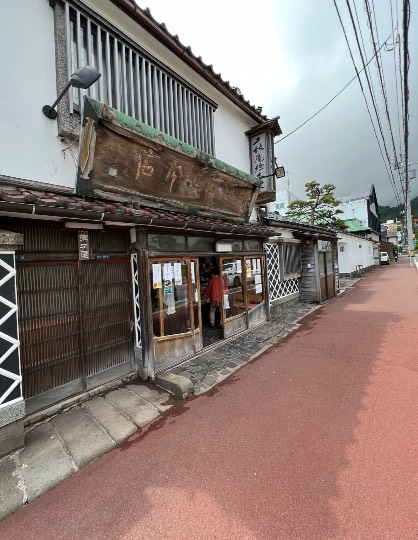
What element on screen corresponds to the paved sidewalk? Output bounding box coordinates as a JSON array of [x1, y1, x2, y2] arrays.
[[168, 301, 319, 394], [0, 279, 358, 522]]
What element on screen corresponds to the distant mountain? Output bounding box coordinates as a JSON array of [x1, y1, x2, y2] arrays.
[[379, 195, 418, 222]]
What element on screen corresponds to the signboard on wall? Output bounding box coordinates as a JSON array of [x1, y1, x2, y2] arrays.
[[76, 98, 260, 222], [78, 231, 89, 260]]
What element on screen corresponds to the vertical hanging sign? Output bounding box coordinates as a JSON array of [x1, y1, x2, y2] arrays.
[[78, 231, 89, 260], [250, 132, 267, 181], [249, 130, 274, 193]]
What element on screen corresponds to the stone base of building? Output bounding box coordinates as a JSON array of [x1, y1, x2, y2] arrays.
[[0, 418, 25, 458]]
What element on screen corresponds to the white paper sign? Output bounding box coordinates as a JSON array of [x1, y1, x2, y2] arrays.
[[163, 263, 173, 280], [252, 259, 257, 274], [152, 264, 162, 289], [256, 259, 261, 273], [236, 260, 242, 273], [174, 263, 182, 285], [255, 274, 262, 284], [255, 283, 263, 294], [191, 262, 195, 284]]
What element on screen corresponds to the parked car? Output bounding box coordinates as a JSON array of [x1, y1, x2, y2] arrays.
[[380, 251, 390, 265], [222, 262, 242, 287]]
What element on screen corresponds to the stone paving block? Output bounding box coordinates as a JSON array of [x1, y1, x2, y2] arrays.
[[193, 382, 210, 395], [0, 453, 25, 521], [21, 422, 75, 502], [125, 384, 176, 412], [51, 407, 115, 469], [155, 372, 194, 400], [83, 397, 138, 444], [202, 375, 218, 387], [105, 388, 160, 427]]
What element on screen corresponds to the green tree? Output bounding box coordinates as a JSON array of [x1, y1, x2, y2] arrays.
[[287, 181, 346, 229]]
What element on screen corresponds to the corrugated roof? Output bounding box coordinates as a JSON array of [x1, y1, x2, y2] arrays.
[[342, 218, 371, 232]]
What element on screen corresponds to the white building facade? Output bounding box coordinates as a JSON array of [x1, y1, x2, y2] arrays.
[[0, 0, 281, 455], [337, 233, 375, 276]]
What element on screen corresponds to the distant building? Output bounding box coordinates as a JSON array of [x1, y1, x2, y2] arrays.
[[268, 189, 298, 215], [382, 221, 402, 245], [339, 185, 381, 265]]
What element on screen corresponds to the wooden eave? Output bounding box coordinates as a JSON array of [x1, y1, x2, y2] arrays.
[[245, 116, 282, 138]]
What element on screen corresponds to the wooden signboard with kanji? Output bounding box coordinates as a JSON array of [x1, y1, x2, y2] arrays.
[[76, 98, 260, 222]]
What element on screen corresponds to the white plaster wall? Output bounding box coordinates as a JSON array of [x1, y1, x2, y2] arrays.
[[0, 0, 78, 189], [0, 0, 258, 191], [338, 233, 374, 274], [79, 0, 257, 171]]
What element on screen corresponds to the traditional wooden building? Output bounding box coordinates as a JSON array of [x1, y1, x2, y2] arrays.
[[262, 215, 339, 305], [0, 0, 281, 453]]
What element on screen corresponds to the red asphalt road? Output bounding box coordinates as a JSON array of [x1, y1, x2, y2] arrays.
[[2, 258, 418, 539]]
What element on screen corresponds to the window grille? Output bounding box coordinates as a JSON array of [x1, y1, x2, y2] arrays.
[[63, 2, 215, 154], [283, 243, 301, 277], [266, 244, 300, 303]]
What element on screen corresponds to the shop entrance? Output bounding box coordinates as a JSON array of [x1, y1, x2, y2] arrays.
[[199, 255, 264, 345], [199, 256, 224, 348], [150, 253, 267, 372]]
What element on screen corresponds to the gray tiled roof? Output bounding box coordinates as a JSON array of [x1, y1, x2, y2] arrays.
[[0, 187, 274, 236]]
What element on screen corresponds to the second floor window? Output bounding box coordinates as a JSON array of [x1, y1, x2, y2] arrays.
[[64, 1, 215, 155]]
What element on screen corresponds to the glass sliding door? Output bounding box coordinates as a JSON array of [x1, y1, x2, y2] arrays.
[[150, 257, 202, 370]]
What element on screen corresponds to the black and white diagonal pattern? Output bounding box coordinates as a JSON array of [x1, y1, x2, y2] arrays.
[[0, 253, 22, 407]]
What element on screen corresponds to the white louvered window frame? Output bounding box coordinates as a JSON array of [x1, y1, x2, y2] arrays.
[[266, 243, 300, 303], [64, 2, 215, 155]]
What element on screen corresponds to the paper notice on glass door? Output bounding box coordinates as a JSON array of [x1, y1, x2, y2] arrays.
[[174, 262, 182, 285], [255, 283, 263, 294], [236, 260, 242, 273], [191, 262, 196, 284], [256, 259, 261, 273], [252, 259, 257, 274], [152, 264, 162, 289], [163, 263, 173, 281], [255, 274, 262, 284]]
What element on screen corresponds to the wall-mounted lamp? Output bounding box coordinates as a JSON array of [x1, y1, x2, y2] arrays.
[[42, 66, 101, 119], [258, 166, 285, 180]]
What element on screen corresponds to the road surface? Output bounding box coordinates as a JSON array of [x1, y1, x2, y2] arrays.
[[2, 257, 418, 539]]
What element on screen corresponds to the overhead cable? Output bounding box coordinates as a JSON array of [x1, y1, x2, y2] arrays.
[[274, 28, 395, 145], [364, 0, 402, 191], [333, 0, 401, 204], [344, 0, 401, 201]]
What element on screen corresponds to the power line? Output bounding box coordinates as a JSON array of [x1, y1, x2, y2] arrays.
[[389, 0, 403, 160], [274, 28, 395, 144], [334, 0, 402, 204], [343, 0, 401, 202], [352, 0, 379, 111], [364, 0, 402, 191]]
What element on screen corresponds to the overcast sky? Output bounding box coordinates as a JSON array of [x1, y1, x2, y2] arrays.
[[136, 0, 417, 207]]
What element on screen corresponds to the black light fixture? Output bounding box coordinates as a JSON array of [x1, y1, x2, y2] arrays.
[[258, 166, 286, 180], [42, 66, 101, 119]]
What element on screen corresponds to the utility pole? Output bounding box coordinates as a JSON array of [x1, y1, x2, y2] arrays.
[[395, 158, 417, 253]]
